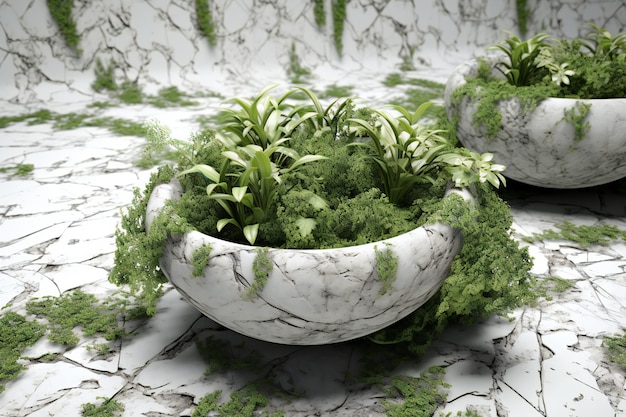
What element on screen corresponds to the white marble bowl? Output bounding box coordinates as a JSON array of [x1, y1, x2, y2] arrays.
[[145, 179, 466, 345], [444, 56, 626, 188]]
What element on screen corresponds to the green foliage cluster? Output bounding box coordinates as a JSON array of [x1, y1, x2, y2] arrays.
[[370, 184, 535, 356], [382, 74, 445, 117], [516, 0, 529, 37], [196, 0, 217, 46], [26, 290, 127, 346], [0, 313, 46, 393], [0, 164, 34, 177], [332, 0, 347, 56], [47, 0, 79, 51], [193, 385, 283, 417], [382, 367, 448, 417], [319, 84, 353, 98], [526, 221, 626, 246], [81, 397, 124, 417], [603, 333, 626, 371]]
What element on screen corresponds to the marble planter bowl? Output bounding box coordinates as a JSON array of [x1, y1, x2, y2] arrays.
[[444, 55, 626, 188], [145, 179, 466, 345]]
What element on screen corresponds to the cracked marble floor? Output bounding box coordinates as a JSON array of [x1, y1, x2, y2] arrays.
[[0, 67, 625, 417]]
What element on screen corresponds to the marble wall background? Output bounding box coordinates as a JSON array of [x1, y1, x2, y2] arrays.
[[0, 0, 624, 103]]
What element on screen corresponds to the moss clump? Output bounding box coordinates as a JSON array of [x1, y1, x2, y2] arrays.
[[91, 59, 118, 92], [195, 0, 217, 46], [47, 0, 79, 51], [382, 367, 448, 417], [0, 312, 47, 393], [516, 0, 529, 37], [245, 247, 273, 300], [320, 84, 353, 98], [26, 290, 127, 346], [81, 397, 124, 417], [193, 385, 283, 417], [287, 43, 312, 84], [603, 334, 626, 371], [527, 221, 626, 246], [0, 164, 35, 177], [375, 244, 398, 295], [561, 101, 591, 145], [192, 244, 213, 277]]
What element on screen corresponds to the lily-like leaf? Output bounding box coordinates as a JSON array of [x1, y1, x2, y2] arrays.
[[178, 164, 220, 183], [243, 224, 259, 245], [296, 217, 317, 238], [231, 186, 248, 202]]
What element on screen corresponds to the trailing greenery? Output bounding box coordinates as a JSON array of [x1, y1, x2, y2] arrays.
[[196, 0, 217, 46], [81, 397, 124, 417], [382, 74, 445, 117], [332, 0, 347, 56], [370, 184, 535, 356], [603, 333, 626, 371], [320, 83, 353, 98], [47, 0, 80, 51], [525, 221, 626, 246]]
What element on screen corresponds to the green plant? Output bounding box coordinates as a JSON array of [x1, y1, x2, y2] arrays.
[[516, 0, 529, 37], [246, 247, 273, 299], [488, 31, 551, 86], [526, 221, 626, 246], [313, 0, 325, 27], [196, 0, 217, 46], [81, 397, 124, 417], [581, 23, 626, 57], [383, 367, 448, 417], [47, 0, 79, 51], [192, 244, 213, 277], [0, 164, 34, 177]]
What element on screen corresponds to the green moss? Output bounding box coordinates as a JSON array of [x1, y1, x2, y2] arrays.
[[118, 81, 143, 104], [561, 101, 591, 145], [383, 367, 448, 417], [192, 245, 213, 277], [319, 84, 353, 98], [0, 312, 47, 393], [26, 290, 127, 346], [86, 343, 111, 356], [245, 247, 273, 300], [516, 0, 529, 37], [47, 0, 79, 51], [91, 59, 118, 92], [529, 221, 626, 246], [332, 0, 347, 56], [150, 86, 198, 108], [287, 43, 312, 84], [313, 0, 325, 27], [193, 385, 282, 417], [0, 110, 53, 128], [603, 334, 626, 371], [375, 244, 398, 295], [195, 0, 217, 46], [81, 397, 124, 417], [0, 164, 34, 177]]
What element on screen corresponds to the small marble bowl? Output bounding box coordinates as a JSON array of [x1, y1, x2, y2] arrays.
[[444, 55, 626, 189], [145, 179, 467, 345]]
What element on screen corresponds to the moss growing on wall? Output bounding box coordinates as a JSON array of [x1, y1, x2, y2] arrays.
[[47, 0, 80, 51], [313, 0, 325, 27], [196, 0, 217, 46], [332, 0, 347, 56], [516, 0, 529, 38]]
